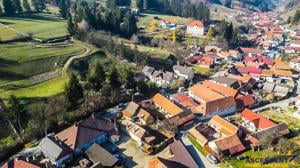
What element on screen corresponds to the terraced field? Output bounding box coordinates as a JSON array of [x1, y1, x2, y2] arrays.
[[0, 42, 87, 98], [0, 13, 68, 41]]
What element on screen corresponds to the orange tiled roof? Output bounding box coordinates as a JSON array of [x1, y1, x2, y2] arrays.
[[240, 47, 263, 54], [145, 157, 168, 168], [273, 69, 292, 77], [137, 108, 152, 123], [188, 20, 204, 27], [261, 69, 273, 77], [203, 80, 238, 98], [210, 115, 238, 136], [189, 84, 224, 102], [152, 93, 183, 116]]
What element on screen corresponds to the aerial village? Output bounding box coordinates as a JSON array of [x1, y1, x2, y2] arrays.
[[1, 4, 300, 168]]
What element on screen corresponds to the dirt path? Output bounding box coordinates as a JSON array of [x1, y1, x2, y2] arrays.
[[62, 41, 92, 74]]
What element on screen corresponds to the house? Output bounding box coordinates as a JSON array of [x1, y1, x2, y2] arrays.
[[152, 93, 183, 118], [189, 115, 245, 156], [202, 80, 238, 98], [205, 46, 222, 53], [173, 64, 194, 80], [290, 58, 300, 71], [290, 40, 300, 48], [285, 46, 300, 54], [171, 93, 199, 112], [241, 108, 276, 132], [229, 50, 242, 61], [85, 143, 118, 167], [142, 66, 155, 78], [186, 20, 204, 37], [159, 19, 185, 29], [145, 139, 198, 168], [136, 108, 154, 125], [38, 135, 73, 167], [235, 95, 256, 110], [238, 47, 263, 57], [121, 119, 155, 146], [188, 84, 236, 119], [122, 101, 140, 119], [56, 115, 119, 154], [217, 50, 231, 61], [1, 157, 43, 168], [212, 76, 240, 89], [152, 93, 194, 126], [152, 70, 175, 87], [142, 66, 175, 87], [248, 123, 290, 149]]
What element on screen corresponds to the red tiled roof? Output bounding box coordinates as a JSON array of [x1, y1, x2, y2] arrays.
[[236, 95, 256, 107], [1, 157, 42, 168], [247, 66, 262, 74], [240, 47, 263, 54], [241, 108, 276, 129]]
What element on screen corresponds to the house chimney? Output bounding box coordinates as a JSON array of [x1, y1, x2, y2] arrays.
[[15, 157, 18, 162], [26, 157, 29, 162], [92, 113, 95, 119]]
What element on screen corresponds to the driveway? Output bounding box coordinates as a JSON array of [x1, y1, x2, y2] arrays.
[[181, 136, 218, 168], [117, 131, 169, 168]]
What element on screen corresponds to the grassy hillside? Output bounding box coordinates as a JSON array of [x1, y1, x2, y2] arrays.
[[0, 13, 68, 40], [208, 4, 243, 26]]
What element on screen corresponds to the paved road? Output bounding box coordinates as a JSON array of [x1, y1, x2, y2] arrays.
[[181, 136, 218, 168]]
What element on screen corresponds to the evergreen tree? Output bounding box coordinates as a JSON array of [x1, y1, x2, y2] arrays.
[[137, 0, 143, 10], [32, 0, 46, 12], [64, 73, 84, 106], [224, 22, 233, 41], [88, 61, 106, 91], [12, 0, 22, 13], [293, 10, 300, 24], [67, 12, 75, 35], [0, 6, 3, 16], [287, 16, 292, 24], [109, 67, 121, 89], [121, 11, 138, 38], [22, 0, 31, 12], [125, 70, 136, 90], [224, 0, 231, 8], [3, 0, 16, 15], [106, 0, 116, 9], [59, 0, 68, 19], [7, 95, 27, 134]]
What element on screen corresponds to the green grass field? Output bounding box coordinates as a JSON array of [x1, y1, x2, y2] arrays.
[[192, 66, 214, 76], [0, 13, 68, 40], [1, 75, 68, 98], [0, 42, 87, 98]]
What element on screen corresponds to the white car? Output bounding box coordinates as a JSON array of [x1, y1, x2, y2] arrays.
[[207, 154, 218, 164]]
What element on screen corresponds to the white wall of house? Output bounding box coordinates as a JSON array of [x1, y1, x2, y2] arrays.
[[187, 26, 204, 37]]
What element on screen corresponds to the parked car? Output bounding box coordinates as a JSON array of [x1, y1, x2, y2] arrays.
[[236, 154, 248, 160], [207, 154, 218, 164]]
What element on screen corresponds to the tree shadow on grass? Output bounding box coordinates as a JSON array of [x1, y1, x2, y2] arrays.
[[0, 13, 64, 23]]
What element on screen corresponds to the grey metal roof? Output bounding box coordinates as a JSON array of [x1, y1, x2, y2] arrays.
[[274, 85, 289, 96], [262, 82, 275, 92], [162, 71, 174, 82], [38, 136, 67, 162], [85, 143, 118, 167], [173, 65, 193, 76], [213, 76, 240, 88], [142, 66, 154, 76]]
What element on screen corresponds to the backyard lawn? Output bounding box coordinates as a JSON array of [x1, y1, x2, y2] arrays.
[[192, 66, 214, 76], [0, 13, 68, 41]]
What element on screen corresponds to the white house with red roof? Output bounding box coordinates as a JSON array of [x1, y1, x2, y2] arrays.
[[186, 20, 204, 37], [241, 108, 276, 132]]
